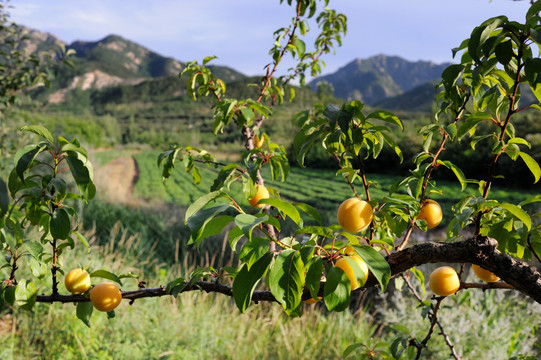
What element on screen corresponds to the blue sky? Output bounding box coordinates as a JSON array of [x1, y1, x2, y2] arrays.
[[8, 0, 533, 77]]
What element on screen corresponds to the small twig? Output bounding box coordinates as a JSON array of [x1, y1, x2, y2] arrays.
[[414, 297, 444, 360], [401, 274, 461, 360], [8, 250, 18, 285], [459, 281, 515, 290]]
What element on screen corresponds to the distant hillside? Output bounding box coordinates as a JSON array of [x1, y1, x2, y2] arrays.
[[311, 55, 450, 105], [374, 82, 439, 112], [17, 28, 245, 104], [67, 34, 183, 79]]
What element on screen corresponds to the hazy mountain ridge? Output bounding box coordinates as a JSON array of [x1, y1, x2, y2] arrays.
[[19, 26, 456, 111], [311, 55, 451, 106]]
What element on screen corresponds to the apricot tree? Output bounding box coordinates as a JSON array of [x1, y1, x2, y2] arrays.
[[1, 0, 541, 358]]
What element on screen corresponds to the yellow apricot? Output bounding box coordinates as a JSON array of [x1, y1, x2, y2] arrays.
[[418, 199, 443, 229], [335, 255, 369, 290], [337, 197, 373, 233], [248, 185, 270, 208], [428, 266, 460, 296], [472, 264, 500, 282], [64, 268, 91, 295], [90, 282, 122, 312]]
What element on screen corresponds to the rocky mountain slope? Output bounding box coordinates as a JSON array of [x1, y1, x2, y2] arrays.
[[311, 55, 451, 105]]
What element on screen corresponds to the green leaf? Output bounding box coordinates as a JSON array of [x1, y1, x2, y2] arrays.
[[62, 142, 88, 160], [260, 198, 301, 226], [15, 279, 37, 311], [468, 17, 506, 63], [21, 241, 43, 258], [457, 112, 493, 139], [234, 214, 268, 241], [16, 145, 41, 182], [366, 110, 403, 131], [324, 266, 350, 312], [517, 151, 540, 183], [0, 178, 9, 218], [211, 163, 241, 191], [295, 226, 335, 239], [268, 250, 305, 314], [185, 191, 227, 224], [66, 151, 94, 198], [353, 246, 391, 292], [441, 64, 464, 90], [305, 257, 324, 299], [499, 203, 532, 231], [202, 55, 217, 65], [437, 160, 467, 191], [527, 1, 541, 20], [381, 132, 403, 163], [4, 286, 16, 306], [294, 38, 306, 57], [76, 301, 93, 327], [73, 231, 90, 253], [232, 252, 272, 313], [239, 237, 270, 269], [20, 125, 54, 144], [187, 204, 230, 245], [293, 202, 322, 225], [50, 208, 71, 240], [495, 40, 513, 65], [166, 277, 187, 297], [90, 269, 122, 285], [193, 215, 234, 245]]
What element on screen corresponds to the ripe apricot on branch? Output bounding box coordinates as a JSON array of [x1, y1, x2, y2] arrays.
[[248, 185, 270, 208], [418, 199, 442, 229], [428, 266, 460, 296], [472, 264, 500, 282], [64, 268, 91, 294], [337, 197, 373, 233], [335, 255, 369, 290], [90, 282, 122, 312]]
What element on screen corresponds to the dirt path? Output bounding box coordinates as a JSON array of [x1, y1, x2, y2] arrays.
[[93, 156, 139, 204]]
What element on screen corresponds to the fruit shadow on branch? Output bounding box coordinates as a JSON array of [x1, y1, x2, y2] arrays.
[[35, 236, 541, 305]]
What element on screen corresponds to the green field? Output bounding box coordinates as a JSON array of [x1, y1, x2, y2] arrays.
[[120, 150, 539, 229]]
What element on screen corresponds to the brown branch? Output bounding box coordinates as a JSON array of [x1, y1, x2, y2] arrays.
[[475, 46, 524, 233], [397, 94, 471, 251], [36, 282, 278, 304], [36, 236, 541, 306], [51, 238, 59, 295]]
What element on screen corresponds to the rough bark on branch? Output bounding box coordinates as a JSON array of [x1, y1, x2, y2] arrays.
[[35, 236, 541, 305]]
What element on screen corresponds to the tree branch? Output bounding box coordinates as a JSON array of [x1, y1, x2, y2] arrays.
[[35, 236, 541, 305]]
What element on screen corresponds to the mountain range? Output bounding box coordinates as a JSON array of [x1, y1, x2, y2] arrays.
[[19, 26, 451, 111], [310, 56, 450, 107]]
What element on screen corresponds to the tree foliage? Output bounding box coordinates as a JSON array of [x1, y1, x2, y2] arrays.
[[1, 0, 541, 358]]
